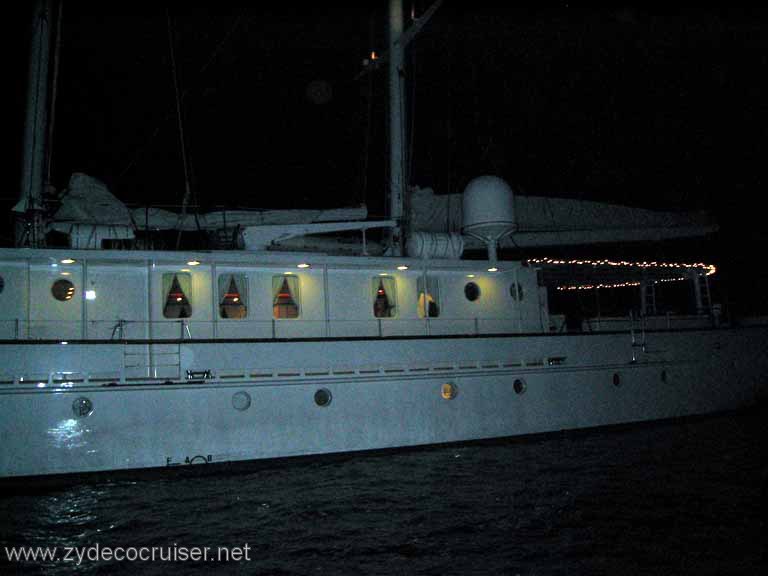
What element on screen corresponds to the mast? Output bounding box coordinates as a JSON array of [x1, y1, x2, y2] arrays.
[[387, 0, 405, 256], [386, 0, 443, 256], [18, 0, 54, 247]]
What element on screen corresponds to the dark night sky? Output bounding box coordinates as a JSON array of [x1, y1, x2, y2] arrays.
[[9, 2, 768, 310]]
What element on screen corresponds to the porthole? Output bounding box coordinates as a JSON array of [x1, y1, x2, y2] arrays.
[[0, 275, 4, 294], [513, 378, 526, 395], [509, 282, 524, 301], [612, 373, 621, 387], [52, 279, 76, 302], [232, 391, 252, 411], [464, 282, 480, 302], [314, 388, 332, 407], [72, 397, 93, 418], [441, 382, 458, 400]]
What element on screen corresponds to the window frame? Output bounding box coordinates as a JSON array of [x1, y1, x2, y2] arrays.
[[417, 275, 441, 318], [372, 275, 398, 319], [272, 274, 301, 320], [218, 273, 249, 320]]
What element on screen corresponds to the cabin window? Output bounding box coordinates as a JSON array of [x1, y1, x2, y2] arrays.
[[51, 278, 76, 302], [510, 282, 524, 301], [162, 273, 193, 318], [372, 276, 397, 318], [272, 275, 300, 319], [464, 282, 480, 302], [218, 274, 248, 319], [0, 275, 4, 294], [417, 276, 440, 318]]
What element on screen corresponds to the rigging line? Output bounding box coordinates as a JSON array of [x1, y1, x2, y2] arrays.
[[118, 9, 247, 180], [406, 48, 416, 191], [360, 13, 377, 207], [360, 65, 373, 206], [166, 8, 194, 250], [46, 0, 63, 188]]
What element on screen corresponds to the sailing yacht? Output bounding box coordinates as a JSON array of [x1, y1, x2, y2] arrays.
[[1, 1, 766, 479]]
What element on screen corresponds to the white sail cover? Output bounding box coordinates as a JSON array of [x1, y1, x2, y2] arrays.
[[410, 186, 717, 248]]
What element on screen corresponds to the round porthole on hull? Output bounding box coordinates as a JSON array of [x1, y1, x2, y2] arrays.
[[441, 382, 458, 400], [232, 391, 251, 411], [513, 378, 526, 395], [314, 388, 332, 407], [612, 373, 621, 387], [72, 397, 93, 418]]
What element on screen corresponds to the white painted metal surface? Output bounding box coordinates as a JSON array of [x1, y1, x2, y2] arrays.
[[0, 326, 765, 478]]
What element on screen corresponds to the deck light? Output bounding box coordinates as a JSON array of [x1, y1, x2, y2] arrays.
[[187, 260, 200, 266], [60, 258, 76, 264], [396, 265, 409, 271], [85, 290, 96, 300], [466, 274, 476, 278], [487, 267, 499, 272], [297, 263, 310, 269]]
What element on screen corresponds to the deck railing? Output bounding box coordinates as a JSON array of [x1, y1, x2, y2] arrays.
[[0, 316, 530, 341], [0, 313, 719, 342]]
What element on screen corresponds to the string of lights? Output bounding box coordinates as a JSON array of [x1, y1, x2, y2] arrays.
[[527, 257, 716, 276], [555, 276, 688, 291], [526, 257, 714, 292]]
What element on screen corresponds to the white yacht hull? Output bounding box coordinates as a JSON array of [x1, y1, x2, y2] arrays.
[[1, 327, 766, 478]]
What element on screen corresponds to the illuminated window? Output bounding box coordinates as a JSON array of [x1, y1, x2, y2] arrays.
[[272, 275, 300, 319], [417, 276, 440, 318], [52, 278, 76, 302], [163, 273, 192, 318], [372, 276, 397, 318], [218, 274, 248, 319]]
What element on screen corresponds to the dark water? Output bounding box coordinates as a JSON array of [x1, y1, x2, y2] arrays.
[[2, 409, 766, 575]]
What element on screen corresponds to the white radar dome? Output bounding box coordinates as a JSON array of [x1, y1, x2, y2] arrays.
[[461, 175, 516, 240]]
